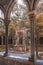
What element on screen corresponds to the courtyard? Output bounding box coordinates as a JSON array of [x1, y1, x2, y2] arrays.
[[0, 0, 43, 65]]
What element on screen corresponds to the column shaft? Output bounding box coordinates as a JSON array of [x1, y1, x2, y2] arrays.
[[5, 26, 8, 55], [29, 13, 35, 61], [2, 36, 3, 45]]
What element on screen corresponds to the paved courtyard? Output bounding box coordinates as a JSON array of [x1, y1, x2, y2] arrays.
[[0, 52, 43, 65]]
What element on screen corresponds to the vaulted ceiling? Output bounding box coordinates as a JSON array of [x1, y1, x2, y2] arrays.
[[0, 0, 11, 10], [0, 0, 10, 5], [0, 0, 37, 9]]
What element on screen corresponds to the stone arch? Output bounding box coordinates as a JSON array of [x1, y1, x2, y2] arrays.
[[0, 5, 6, 45], [7, 0, 30, 19], [0, 6, 5, 26], [4, 0, 38, 58], [6, 0, 38, 20], [0, 4, 6, 17], [4, 0, 16, 19], [8, 0, 31, 53]]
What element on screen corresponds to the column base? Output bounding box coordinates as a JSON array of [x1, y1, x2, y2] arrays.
[[4, 52, 8, 57], [29, 55, 35, 62]]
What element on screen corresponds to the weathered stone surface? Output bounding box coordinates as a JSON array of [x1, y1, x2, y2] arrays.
[[0, 56, 43, 65]]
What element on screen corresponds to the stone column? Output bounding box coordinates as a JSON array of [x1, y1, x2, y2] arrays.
[[23, 31, 26, 52], [12, 32, 15, 45], [12, 35, 14, 45], [2, 36, 3, 45], [36, 28, 40, 58], [29, 13, 35, 61], [15, 31, 19, 45], [4, 19, 10, 56], [4, 26, 8, 56]]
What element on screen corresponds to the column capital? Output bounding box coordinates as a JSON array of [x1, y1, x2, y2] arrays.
[[4, 18, 11, 26], [29, 13, 35, 21]]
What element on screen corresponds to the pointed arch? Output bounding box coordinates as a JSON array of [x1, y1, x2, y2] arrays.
[[0, 4, 6, 18]]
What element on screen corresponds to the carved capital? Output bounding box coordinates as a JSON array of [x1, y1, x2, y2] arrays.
[[29, 13, 35, 23], [4, 18, 11, 26]]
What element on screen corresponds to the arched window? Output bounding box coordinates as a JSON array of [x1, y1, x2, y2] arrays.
[[8, 0, 31, 58]]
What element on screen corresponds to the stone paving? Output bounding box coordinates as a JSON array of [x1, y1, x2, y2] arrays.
[[0, 52, 43, 65]]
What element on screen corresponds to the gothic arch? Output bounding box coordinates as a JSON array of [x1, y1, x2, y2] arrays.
[[0, 4, 6, 17], [3, 0, 39, 60], [0, 6, 6, 46], [6, 0, 38, 19], [7, 0, 29, 19]]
